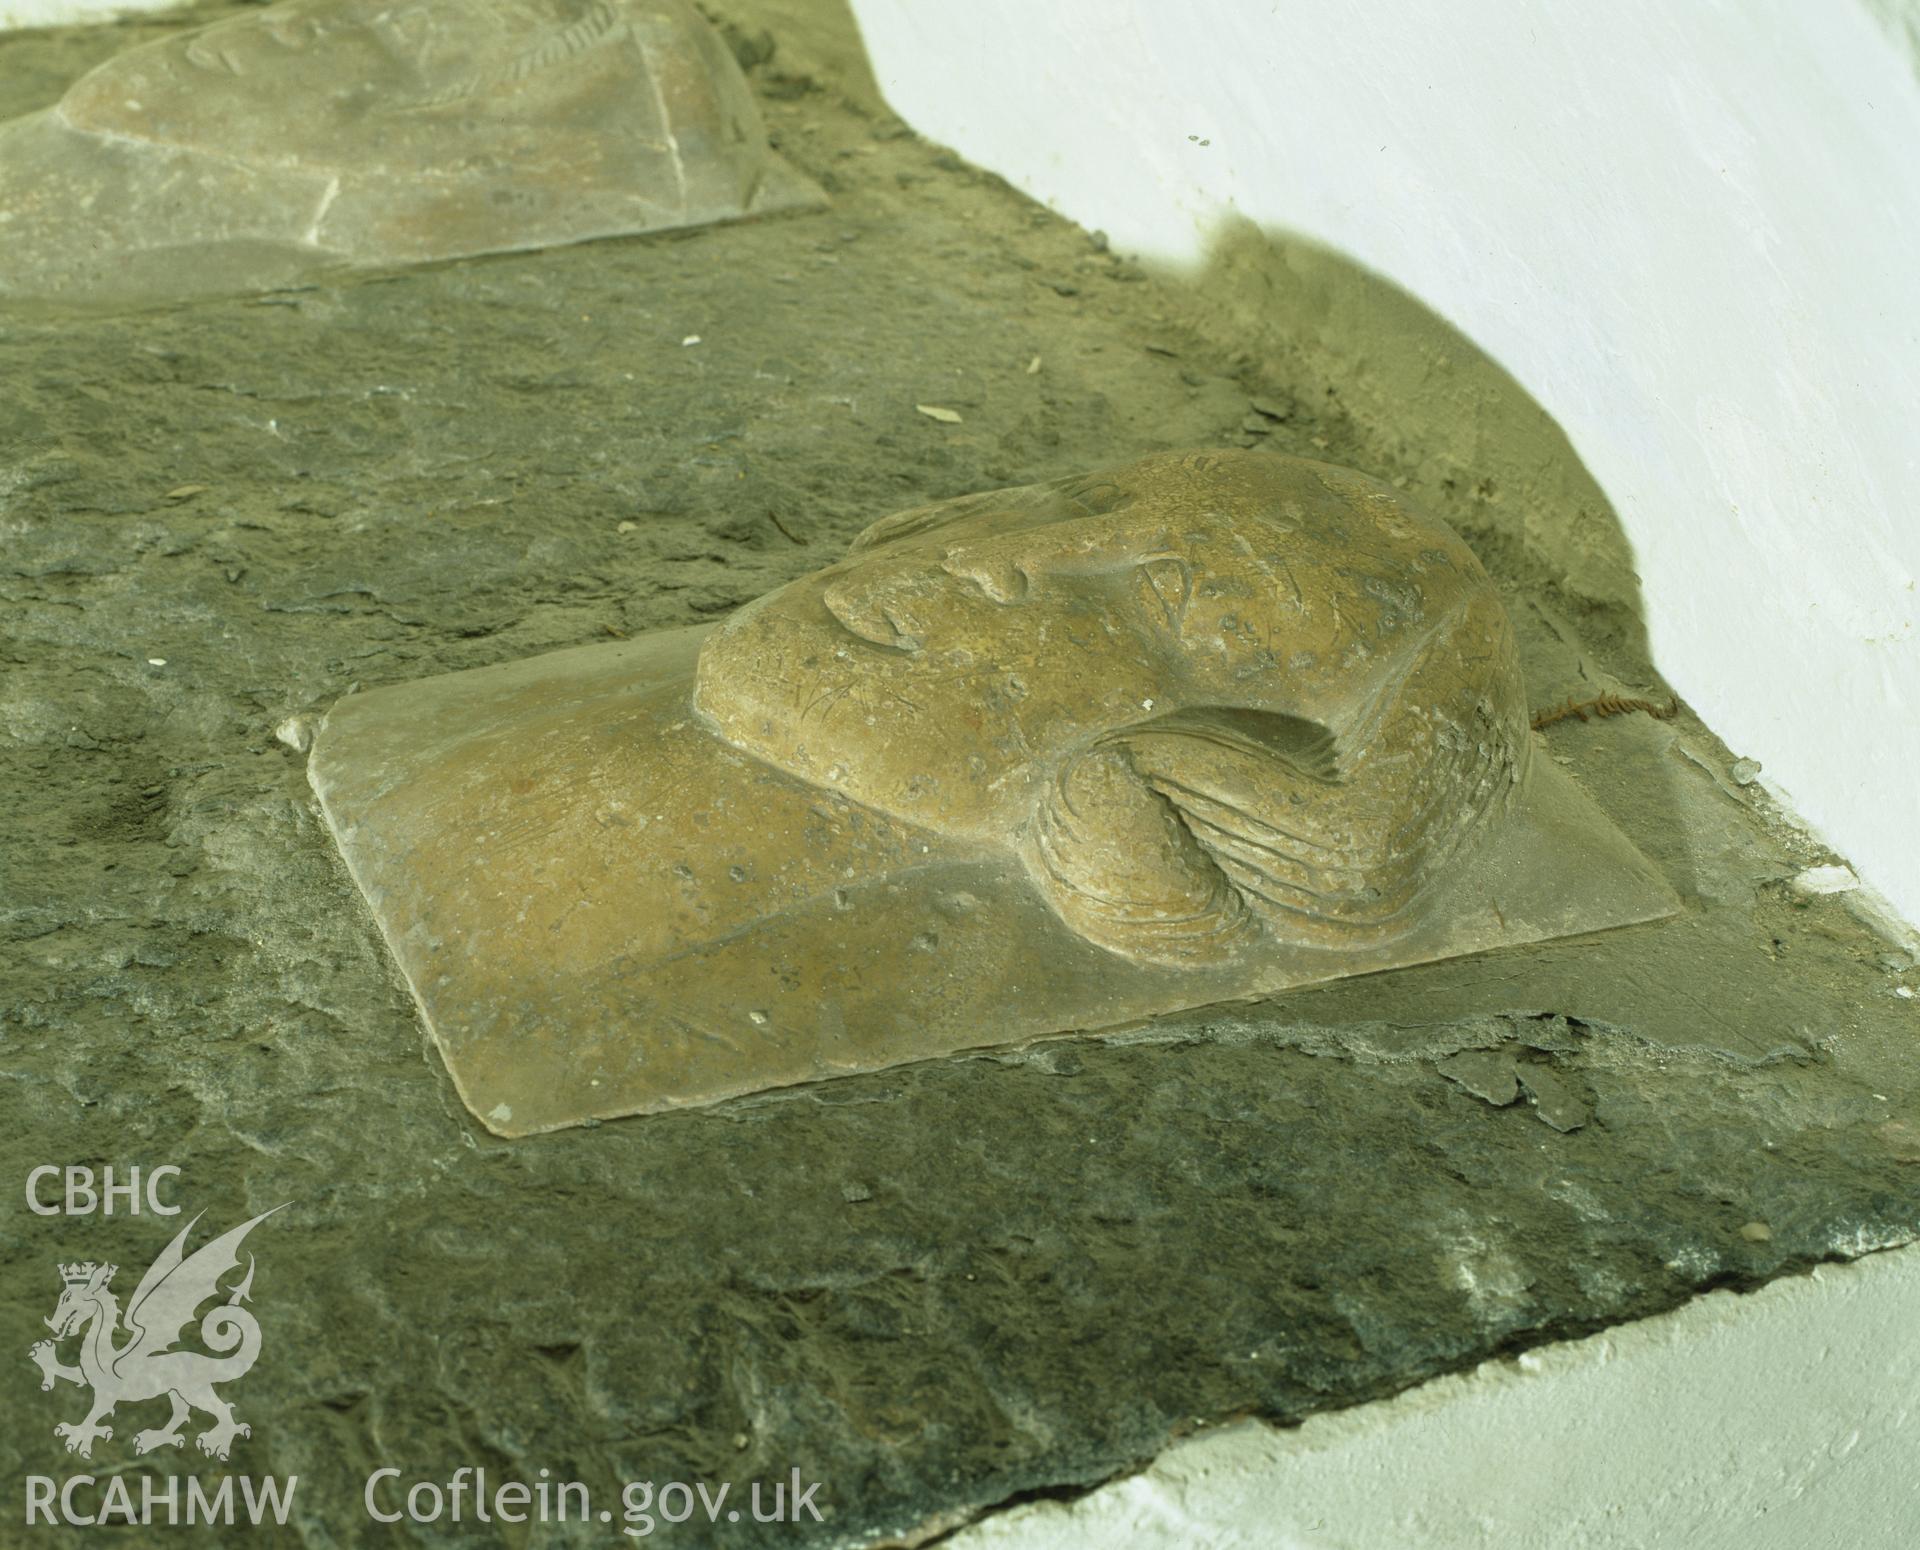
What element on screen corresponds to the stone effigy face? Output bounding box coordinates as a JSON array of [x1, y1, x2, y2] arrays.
[[0, 0, 823, 303], [696, 452, 1533, 965], [308, 450, 1678, 1135]]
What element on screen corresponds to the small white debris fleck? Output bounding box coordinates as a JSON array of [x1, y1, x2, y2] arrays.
[[1898, 987, 1915, 1000], [488, 1103, 513, 1123], [916, 403, 963, 424], [147, 657, 167, 667], [1141, 698, 1155, 711], [274, 716, 312, 753], [1791, 864, 1859, 896], [616, 520, 637, 533], [681, 334, 702, 347], [748, 1010, 769, 1026], [1025, 355, 1042, 375], [1730, 757, 1762, 785]]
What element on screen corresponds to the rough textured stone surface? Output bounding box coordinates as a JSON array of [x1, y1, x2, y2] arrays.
[[2, 5, 1915, 1546]]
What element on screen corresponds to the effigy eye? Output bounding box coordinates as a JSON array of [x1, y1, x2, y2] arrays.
[[1136, 555, 1191, 630], [941, 551, 1031, 604]]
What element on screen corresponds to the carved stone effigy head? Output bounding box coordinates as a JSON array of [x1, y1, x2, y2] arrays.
[[0, 0, 821, 302], [310, 450, 1676, 1134]]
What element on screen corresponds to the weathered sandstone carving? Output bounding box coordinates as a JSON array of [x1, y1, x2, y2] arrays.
[[309, 450, 1677, 1134]]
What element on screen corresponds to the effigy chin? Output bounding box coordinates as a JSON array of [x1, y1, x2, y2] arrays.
[[309, 450, 1678, 1136], [0, 0, 822, 303]]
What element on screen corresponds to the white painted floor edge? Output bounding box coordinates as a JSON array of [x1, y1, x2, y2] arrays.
[[945, 1240, 1920, 1550]]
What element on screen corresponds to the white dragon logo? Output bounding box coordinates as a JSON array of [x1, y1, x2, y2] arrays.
[[28, 1206, 285, 1462]]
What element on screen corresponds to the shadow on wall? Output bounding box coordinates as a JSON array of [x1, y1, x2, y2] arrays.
[[1161, 218, 1703, 905], [1861, 0, 1920, 82], [1176, 217, 1649, 635]]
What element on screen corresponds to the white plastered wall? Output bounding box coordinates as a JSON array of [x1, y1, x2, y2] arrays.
[[847, 0, 1920, 932], [945, 1243, 1920, 1550]]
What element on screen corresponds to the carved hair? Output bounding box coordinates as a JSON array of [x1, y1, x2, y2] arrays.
[[847, 451, 1532, 968], [386, 0, 627, 112], [1025, 590, 1529, 966]]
